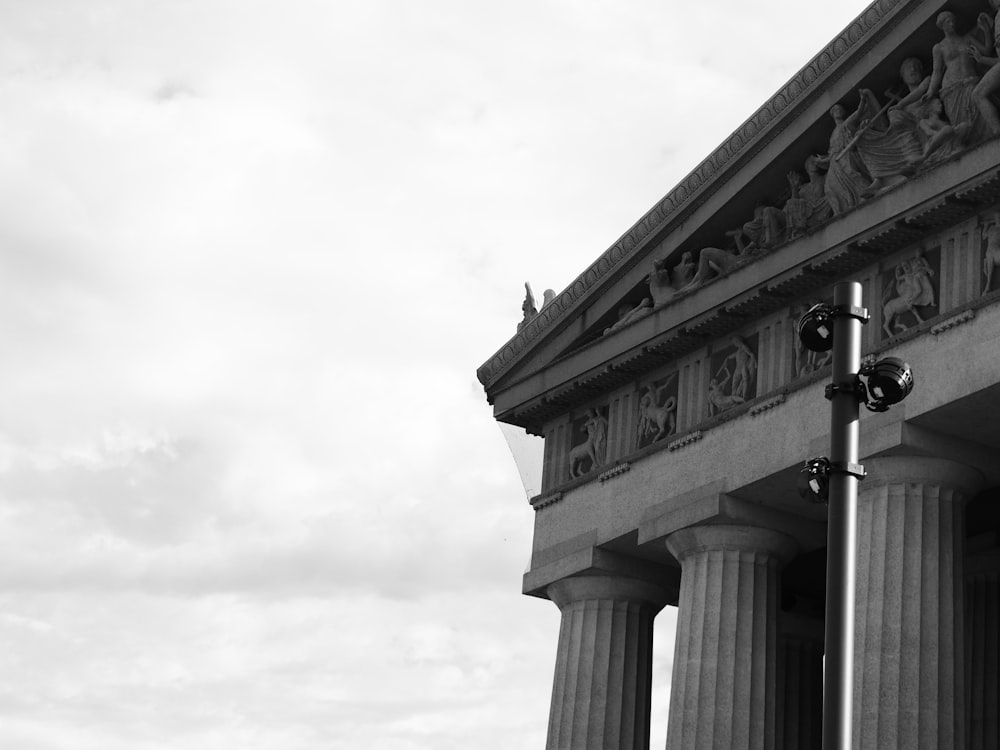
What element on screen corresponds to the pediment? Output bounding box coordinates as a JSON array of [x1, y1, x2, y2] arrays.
[[478, 0, 1000, 427]]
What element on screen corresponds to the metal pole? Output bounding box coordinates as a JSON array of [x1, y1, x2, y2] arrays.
[[822, 281, 862, 750]]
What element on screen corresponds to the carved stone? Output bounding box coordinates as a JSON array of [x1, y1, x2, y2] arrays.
[[925, 11, 991, 145], [545, 576, 671, 750], [881, 251, 938, 337], [971, 1, 1000, 139], [637, 373, 678, 447], [568, 407, 609, 478], [817, 102, 870, 216], [708, 335, 758, 415], [518, 282, 538, 332]]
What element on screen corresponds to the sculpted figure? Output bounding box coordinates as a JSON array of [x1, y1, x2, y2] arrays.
[[923, 11, 990, 143], [541, 288, 556, 308], [672, 251, 696, 288], [852, 87, 924, 194], [517, 282, 537, 332], [983, 216, 1000, 293], [568, 408, 608, 478], [814, 103, 870, 215], [687, 247, 742, 287], [648, 256, 680, 307], [783, 156, 833, 238], [918, 97, 972, 158], [889, 57, 932, 120], [637, 373, 678, 442], [707, 372, 745, 416], [604, 299, 653, 335], [971, 0, 1000, 137], [882, 254, 935, 336], [718, 336, 757, 401], [730, 204, 786, 252], [648, 251, 696, 306]]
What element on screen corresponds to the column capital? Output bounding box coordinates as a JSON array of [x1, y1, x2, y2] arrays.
[[665, 523, 799, 565], [547, 574, 672, 612], [861, 455, 983, 496]]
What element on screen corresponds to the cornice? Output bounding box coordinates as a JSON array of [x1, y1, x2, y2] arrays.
[[477, 0, 909, 391]]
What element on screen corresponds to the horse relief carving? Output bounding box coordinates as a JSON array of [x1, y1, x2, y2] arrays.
[[882, 252, 937, 336], [568, 408, 609, 479], [637, 373, 678, 446]]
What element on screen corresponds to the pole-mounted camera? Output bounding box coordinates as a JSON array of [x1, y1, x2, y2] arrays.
[[794, 284, 916, 749]]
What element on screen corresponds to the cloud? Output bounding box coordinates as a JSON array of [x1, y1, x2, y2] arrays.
[[0, 0, 874, 747]]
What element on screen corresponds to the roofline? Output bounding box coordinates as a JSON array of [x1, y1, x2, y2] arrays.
[[476, 0, 912, 391]]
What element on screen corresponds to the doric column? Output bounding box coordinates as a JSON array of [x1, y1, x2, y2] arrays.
[[966, 552, 1000, 750], [777, 614, 824, 750], [664, 525, 798, 750], [544, 575, 671, 750], [852, 456, 982, 750]]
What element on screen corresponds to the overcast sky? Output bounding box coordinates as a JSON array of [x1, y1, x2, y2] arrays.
[[1, 1, 874, 748]]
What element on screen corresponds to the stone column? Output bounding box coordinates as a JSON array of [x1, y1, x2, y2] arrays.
[[664, 525, 798, 750], [544, 575, 671, 750], [852, 456, 982, 750], [777, 614, 824, 750], [966, 553, 1000, 750]]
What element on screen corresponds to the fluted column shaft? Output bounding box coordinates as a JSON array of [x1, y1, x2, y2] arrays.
[[967, 556, 1000, 750], [852, 456, 982, 750], [545, 575, 670, 750], [664, 525, 798, 750], [777, 616, 824, 750]]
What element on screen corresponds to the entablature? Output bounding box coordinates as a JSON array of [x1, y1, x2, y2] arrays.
[[495, 142, 1000, 432]]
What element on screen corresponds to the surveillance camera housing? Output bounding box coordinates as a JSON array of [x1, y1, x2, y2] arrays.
[[797, 303, 836, 353], [798, 456, 831, 503], [857, 357, 914, 412]]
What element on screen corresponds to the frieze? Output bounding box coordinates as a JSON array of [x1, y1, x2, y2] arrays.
[[880, 249, 940, 338], [541, 217, 1000, 492], [708, 335, 759, 416], [477, 0, 910, 389], [637, 372, 679, 449], [567, 406, 610, 479]]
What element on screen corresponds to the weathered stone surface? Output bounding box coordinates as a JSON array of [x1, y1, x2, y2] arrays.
[[545, 575, 671, 750], [664, 525, 797, 750], [852, 456, 983, 750]]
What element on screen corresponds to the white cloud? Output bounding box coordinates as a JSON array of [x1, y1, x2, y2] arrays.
[[0, 0, 874, 746]]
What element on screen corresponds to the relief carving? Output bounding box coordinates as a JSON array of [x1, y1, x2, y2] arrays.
[[815, 103, 870, 215], [783, 157, 832, 239], [708, 335, 758, 416], [637, 372, 678, 448], [881, 251, 939, 337], [568, 407, 609, 478], [971, 1, 1000, 138], [926, 11, 992, 144], [603, 253, 696, 336], [481, 1, 998, 389]]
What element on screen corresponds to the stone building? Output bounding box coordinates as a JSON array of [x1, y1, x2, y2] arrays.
[[477, 1, 1000, 748]]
